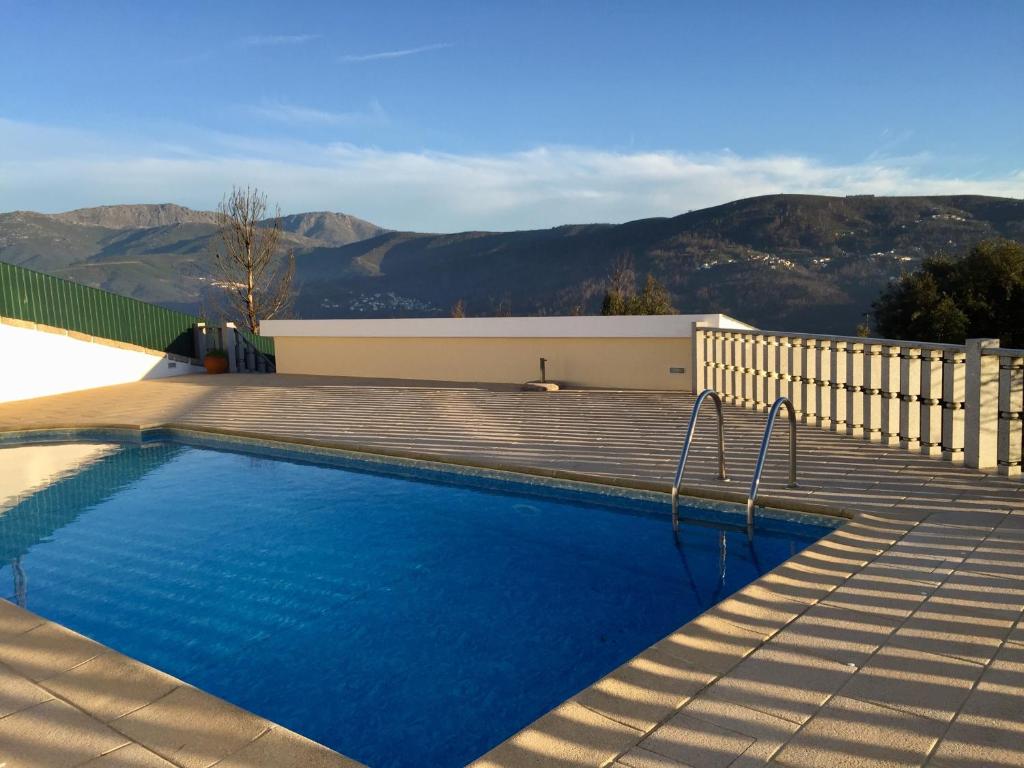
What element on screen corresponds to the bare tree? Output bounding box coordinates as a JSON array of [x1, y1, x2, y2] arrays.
[[211, 186, 295, 334], [451, 298, 466, 318]]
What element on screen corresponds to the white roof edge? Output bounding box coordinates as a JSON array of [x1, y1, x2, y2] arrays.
[[260, 314, 755, 339]]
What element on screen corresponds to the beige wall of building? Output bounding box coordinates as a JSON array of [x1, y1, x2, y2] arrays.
[[274, 335, 694, 390]]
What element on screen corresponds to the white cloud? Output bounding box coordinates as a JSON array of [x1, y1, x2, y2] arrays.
[[240, 34, 320, 47], [247, 99, 387, 126], [340, 43, 451, 62], [0, 117, 1021, 231]]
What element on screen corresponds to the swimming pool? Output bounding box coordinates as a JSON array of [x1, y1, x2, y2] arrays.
[[0, 437, 836, 767]]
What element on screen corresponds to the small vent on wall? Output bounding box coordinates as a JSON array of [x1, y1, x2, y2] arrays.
[[167, 362, 177, 369], [669, 367, 686, 374]]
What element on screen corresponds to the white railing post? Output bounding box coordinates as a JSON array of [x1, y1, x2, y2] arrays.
[[920, 349, 944, 456], [777, 335, 791, 406], [900, 345, 922, 451], [690, 322, 706, 394], [741, 333, 755, 407], [846, 341, 865, 437], [831, 340, 848, 433], [965, 338, 1000, 469], [802, 338, 818, 425], [864, 342, 883, 442], [996, 353, 1023, 477], [789, 336, 805, 419], [222, 323, 239, 373], [881, 344, 902, 446], [754, 334, 768, 410], [942, 349, 967, 462], [727, 331, 740, 404], [817, 338, 833, 429], [765, 335, 779, 406]]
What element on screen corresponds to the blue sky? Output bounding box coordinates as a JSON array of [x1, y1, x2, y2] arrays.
[[1, 0, 1021, 230]]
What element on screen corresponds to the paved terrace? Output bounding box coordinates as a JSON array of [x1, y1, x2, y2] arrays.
[[0, 373, 1022, 768]]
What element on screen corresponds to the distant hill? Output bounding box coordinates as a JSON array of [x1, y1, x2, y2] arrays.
[[1, 195, 1022, 333]]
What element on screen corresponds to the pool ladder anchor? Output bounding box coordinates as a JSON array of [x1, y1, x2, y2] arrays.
[[671, 391, 798, 534]]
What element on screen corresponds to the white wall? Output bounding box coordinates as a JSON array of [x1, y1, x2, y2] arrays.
[[260, 313, 753, 339], [0, 322, 206, 404]]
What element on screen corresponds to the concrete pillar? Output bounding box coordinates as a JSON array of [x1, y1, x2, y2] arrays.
[[941, 349, 966, 463], [790, 336, 805, 418], [690, 321, 707, 393], [880, 344, 901, 446], [831, 340, 848, 433], [920, 348, 943, 456], [864, 342, 883, 442], [802, 338, 818, 425], [765, 335, 780, 406], [223, 324, 239, 373], [740, 333, 755, 407], [900, 346, 922, 451], [965, 338, 1000, 469], [777, 335, 791, 406], [845, 341, 865, 437], [997, 353, 1023, 477], [753, 334, 767, 410], [727, 332, 740, 404], [817, 338, 833, 429]]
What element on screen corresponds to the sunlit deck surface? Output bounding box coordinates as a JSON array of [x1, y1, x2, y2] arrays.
[[1, 373, 1022, 768]]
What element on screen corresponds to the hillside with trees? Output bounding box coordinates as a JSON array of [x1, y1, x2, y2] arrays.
[[2, 194, 1023, 333]]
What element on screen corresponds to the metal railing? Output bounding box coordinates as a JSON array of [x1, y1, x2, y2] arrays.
[[746, 397, 798, 528], [671, 389, 727, 530]]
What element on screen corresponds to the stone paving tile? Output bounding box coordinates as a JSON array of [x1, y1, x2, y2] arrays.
[[930, 645, 1024, 768], [0, 659, 53, 718], [820, 571, 934, 619], [214, 727, 366, 768], [653, 614, 765, 676], [637, 709, 755, 768], [838, 645, 984, 722], [707, 584, 809, 640], [473, 700, 643, 768], [698, 644, 855, 726], [39, 650, 180, 722], [0, 597, 46, 638], [574, 647, 716, 732], [0, 698, 129, 768], [615, 746, 695, 767], [772, 695, 945, 768], [110, 686, 270, 768], [766, 601, 902, 667], [79, 743, 178, 767], [678, 691, 800, 765], [0, 622, 105, 682]]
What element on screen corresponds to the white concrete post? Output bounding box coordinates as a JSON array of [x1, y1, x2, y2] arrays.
[[692, 319, 708, 393], [777, 335, 791, 406], [997, 353, 1023, 477], [789, 336, 805, 418], [712, 330, 726, 394], [802, 338, 818, 425], [740, 333, 755, 407], [831, 340, 848, 433], [727, 331, 740, 404], [899, 345, 922, 451], [753, 334, 767, 410], [880, 344, 902, 446], [941, 349, 967, 462], [817, 338, 833, 429], [920, 349, 944, 456], [864, 342, 883, 442], [846, 341, 865, 437], [223, 323, 239, 373], [965, 338, 1000, 469], [764, 335, 779, 406]]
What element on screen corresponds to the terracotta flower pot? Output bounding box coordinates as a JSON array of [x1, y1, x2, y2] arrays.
[[204, 355, 229, 374]]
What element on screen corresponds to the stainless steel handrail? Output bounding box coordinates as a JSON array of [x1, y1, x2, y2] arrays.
[[671, 389, 727, 530], [746, 396, 798, 529]]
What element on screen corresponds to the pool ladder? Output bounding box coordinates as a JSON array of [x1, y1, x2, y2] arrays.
[[671, 390, 798, 533]]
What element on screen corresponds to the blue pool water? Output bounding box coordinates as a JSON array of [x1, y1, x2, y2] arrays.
[[0, 440, 835, 767]]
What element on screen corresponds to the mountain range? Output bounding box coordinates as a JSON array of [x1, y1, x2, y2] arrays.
[[2, 194, 1022, 333]]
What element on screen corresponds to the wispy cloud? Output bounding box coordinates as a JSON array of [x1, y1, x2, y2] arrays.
[[248, 99, 387, 126], [240, 34, 320, 47], [340, 42, 451, 62], [1, 117, 1021, 231]]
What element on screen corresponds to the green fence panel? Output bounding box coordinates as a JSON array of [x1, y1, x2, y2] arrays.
[[0, 261, 277, 360]]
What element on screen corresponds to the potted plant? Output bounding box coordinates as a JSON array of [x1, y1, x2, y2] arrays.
[[203, 348, 229, 374]]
